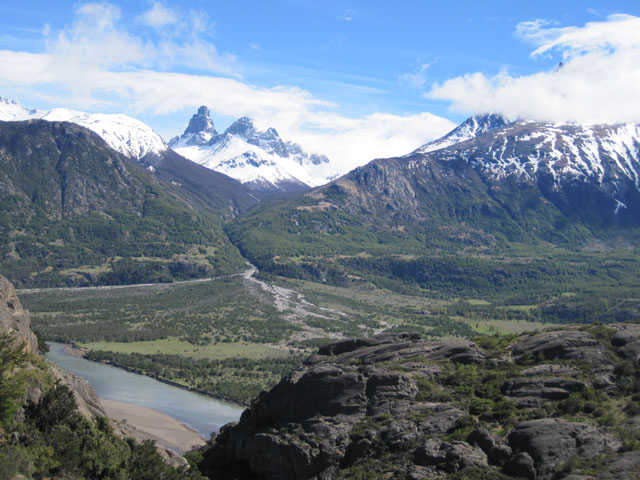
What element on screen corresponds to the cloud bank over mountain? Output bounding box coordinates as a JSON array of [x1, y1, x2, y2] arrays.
[[428, 14, 640, 124], [0, 1, 454, 172]]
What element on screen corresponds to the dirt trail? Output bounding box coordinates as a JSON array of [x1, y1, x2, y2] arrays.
[[17, 271, 247, 294]]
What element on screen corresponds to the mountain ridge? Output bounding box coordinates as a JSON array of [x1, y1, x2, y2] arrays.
[[412, 112, 512, 155], [225, 113, 640, 313], [332, 114, 640, 235]]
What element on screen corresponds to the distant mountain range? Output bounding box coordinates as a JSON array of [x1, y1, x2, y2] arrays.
[[0, 98, 339, 197], [170, 106, 334, 195], [4, 94, 640, 292], [0, 97, 257, 214], [411, 113, 640, 215], [355, 114, 640, 232]]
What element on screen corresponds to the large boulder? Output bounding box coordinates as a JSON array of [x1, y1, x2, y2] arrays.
[[467, 427, 512, 465], [507, 418, 622, 479], [612, 324, 640, 365], [502, 377, 587, 407], [511, 331, 604, 364], [414, 403, 467, 436], [413, 438, 488, 473], [511, 331, 613, 384], [601, 450, 640, 480], [503, 452, 536, 480], [309, 332, 485, 366], [204, 358, 420, 479]]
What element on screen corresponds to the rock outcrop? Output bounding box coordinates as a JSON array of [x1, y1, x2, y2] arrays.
[[413, 438, 488, 473], [502, 376, 587, 407], [507, 418, 622, 479], [0, 275, 38, 352], [200, 326, 639, 480], [612, 324, 640, 365], [511, 330, 615, 385]]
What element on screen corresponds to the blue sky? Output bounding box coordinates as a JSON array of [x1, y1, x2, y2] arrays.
[[1, 1, 640, 168]]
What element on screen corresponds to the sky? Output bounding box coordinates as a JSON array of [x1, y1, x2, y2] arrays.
[[1, 1, 640, 171]]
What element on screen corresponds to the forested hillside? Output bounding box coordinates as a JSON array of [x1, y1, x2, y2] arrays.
[[0, 120, 253, 287]]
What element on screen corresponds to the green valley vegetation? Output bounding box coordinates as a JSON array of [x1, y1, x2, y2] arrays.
[[84, 351, 303, 404], [21, 276, 308, 404], [20, 269, 536, 404], [17, 264, 574, 405], [226, 189, 640, 326], [222, 136, 640, 327]]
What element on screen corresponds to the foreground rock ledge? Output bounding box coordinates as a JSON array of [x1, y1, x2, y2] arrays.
[[200, 329, 640, 480]]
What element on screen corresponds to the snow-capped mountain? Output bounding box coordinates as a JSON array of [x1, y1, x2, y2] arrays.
[[408, 112, 640, 200], [411, 113, 511, 155], [424, 119, 640, 196], [170, 106, 332, 195], [309, 114, 640, 247], [0, 97, 168, 160], [395, 115, 640, 228], [172, 105, 217, 147], [0, 97, 38, 120]]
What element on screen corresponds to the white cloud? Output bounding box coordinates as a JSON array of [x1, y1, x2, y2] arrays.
[[0, 2, 455, 168], [0, 51, 52, 86], [287, 111, 455, 175], [42, 1, 236, 75], [44, 2, 155, 84], [398, 63, 430, 90], [139, 2, 178, 28], [428, 14, 640, 124], [0, 50, 454, 167], [525, 14, 640, 57]]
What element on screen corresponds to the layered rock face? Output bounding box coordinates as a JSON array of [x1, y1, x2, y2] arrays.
[[201, 328, 640, 480], [0, 275, 38, 352]]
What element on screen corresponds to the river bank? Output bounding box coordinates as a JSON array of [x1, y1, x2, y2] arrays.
[[65, 343, 250, 407], [46, 342, 244, 441], [101, 399, 206, 453]]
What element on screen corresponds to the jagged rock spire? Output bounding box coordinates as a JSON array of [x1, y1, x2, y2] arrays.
[[184, 106, 216, 136]]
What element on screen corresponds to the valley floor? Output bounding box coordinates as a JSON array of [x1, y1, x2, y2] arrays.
[[19, 257, 590, 405]]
